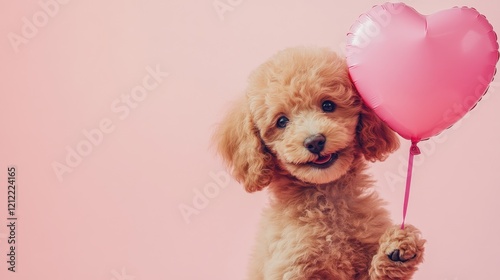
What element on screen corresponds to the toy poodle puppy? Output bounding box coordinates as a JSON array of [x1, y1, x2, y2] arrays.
[[214, 47, 425, 280]]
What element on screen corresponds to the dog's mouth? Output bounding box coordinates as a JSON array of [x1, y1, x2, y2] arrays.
[[307, 153, 339, 169]]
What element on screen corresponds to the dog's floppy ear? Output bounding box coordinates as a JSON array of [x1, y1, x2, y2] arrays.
[[357, 103, 400, 162], [214, 99, 274, 193]]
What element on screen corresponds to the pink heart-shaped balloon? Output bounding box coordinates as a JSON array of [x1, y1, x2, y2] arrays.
[[346, 3, 499, 141]]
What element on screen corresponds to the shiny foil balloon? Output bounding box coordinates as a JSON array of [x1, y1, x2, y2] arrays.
[[346, 2, 499, 141]]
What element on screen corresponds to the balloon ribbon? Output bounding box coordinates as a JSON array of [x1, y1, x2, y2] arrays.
[[401, 141, 420, 229]]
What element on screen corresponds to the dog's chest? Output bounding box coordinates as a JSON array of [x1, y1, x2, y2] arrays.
[[263, 193, 383, 275]]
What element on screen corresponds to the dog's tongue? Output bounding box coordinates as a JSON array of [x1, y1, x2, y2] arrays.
[[312, 154, 332, 164]]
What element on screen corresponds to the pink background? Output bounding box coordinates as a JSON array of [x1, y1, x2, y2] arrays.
[[0, 1, 499, 279]]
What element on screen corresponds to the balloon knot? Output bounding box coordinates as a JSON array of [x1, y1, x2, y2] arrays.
[[410, 141, 421, 155]]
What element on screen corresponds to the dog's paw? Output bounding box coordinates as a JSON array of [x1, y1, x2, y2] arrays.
[[369, 225, 425, 279], [380, 224, 425, 264], [388, 249, 416, 262]]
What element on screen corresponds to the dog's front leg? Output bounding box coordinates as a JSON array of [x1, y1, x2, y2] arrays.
[[369, 224, 425, 280]]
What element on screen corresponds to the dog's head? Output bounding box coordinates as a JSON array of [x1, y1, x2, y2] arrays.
[[214, 47, 399, 192]]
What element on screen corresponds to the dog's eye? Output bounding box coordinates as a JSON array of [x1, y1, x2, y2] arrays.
[[276, 116, 289, 128], [322, 100, 336, 112]]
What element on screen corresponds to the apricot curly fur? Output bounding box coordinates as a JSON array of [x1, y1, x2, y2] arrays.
[[357, 104, 400, 162], [214, 99, 274, 192], [214, 47, 425, 279]]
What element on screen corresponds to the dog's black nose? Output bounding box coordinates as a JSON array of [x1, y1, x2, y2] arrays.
[[304, 134, 326, 154]]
